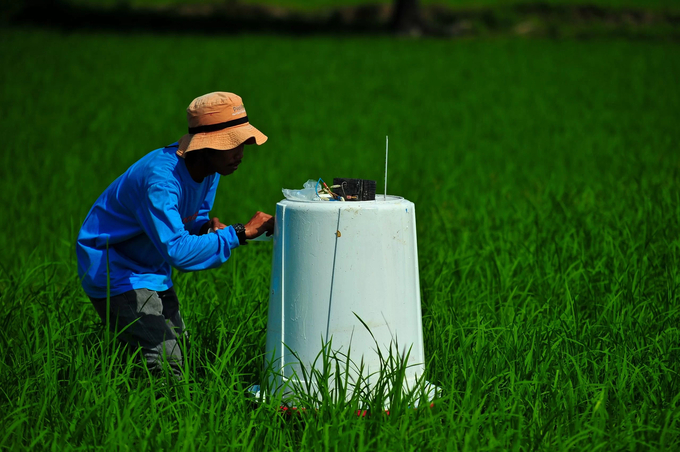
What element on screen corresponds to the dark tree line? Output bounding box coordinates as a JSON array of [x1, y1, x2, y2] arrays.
[[10, 0, 424, 35], [391, 0, 421, 34]]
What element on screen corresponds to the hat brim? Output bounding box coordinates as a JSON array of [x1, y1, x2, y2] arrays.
[[176, 123, 268, 158]]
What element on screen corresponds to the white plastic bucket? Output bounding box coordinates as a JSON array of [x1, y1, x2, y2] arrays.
[[264, 195, 430, 402]]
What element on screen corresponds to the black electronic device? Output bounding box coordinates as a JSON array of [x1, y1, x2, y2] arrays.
[[332, 178, 376, 201]]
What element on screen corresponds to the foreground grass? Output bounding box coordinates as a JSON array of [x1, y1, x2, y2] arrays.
[[1, 29, 679, 449]]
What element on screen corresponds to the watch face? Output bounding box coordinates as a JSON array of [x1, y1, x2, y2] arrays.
[[233, 223, 247, 245]]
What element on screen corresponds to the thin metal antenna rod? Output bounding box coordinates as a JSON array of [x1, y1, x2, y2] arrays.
[[384, 136, 389, 201]]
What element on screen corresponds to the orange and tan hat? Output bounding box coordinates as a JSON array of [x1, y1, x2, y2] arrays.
[[176, 92, 267, 158]]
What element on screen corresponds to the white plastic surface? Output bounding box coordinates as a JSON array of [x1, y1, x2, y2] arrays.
[[248, 233, 273, 242], [264, 195, 428, 401]]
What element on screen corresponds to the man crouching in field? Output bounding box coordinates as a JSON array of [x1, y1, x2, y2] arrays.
[[76, 92, 274, 381]]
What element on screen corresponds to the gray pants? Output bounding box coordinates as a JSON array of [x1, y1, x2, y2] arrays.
[[89, 287, 186, 380]]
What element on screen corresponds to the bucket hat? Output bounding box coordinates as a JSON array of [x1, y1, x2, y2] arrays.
[[176, 92, 267, 157]]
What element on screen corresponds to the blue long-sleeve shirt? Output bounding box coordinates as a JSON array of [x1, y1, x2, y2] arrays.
[[76, 143, 240, 298]]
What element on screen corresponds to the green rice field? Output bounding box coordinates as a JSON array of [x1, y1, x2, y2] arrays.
[[1, 28, 679, 450]]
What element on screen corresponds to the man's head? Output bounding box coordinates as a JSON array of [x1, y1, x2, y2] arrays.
[[176, 92, 267, 158], [184, 143, 245, 177]]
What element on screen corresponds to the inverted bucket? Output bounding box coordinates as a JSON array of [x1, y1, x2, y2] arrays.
[[264, 195, 431, 404]]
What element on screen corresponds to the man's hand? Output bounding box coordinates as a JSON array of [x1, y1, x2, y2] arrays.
[[199, 217, 228, 235], [244, 211, 274, 239]]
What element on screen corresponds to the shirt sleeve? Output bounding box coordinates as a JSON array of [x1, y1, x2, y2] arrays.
[[187, 175, 219, 236], [134, 182, 240, 271]]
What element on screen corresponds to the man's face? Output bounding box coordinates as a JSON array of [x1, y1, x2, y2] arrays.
[[205, 143, 245, 176]]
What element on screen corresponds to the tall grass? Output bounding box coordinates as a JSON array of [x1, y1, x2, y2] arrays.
[[0, 29, 679, 449]]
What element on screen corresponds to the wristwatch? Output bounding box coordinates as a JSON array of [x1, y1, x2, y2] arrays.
[[232, 223, 247, 246]]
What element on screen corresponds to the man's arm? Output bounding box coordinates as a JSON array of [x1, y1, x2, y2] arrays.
[[198, 217, 227, 235], [199, 213, 274, 239], [134, 182, 240, 271]]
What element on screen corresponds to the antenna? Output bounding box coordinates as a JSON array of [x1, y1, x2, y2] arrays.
[[384, 136, 389, 201]]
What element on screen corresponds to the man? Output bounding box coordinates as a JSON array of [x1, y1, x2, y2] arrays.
[[76, 92, 274, 380]]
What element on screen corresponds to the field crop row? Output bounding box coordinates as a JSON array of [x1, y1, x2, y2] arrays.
[[1, 29, 679, 450]]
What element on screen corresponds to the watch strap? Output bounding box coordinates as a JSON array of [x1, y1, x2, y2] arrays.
[[232, 223, 247, 246]]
